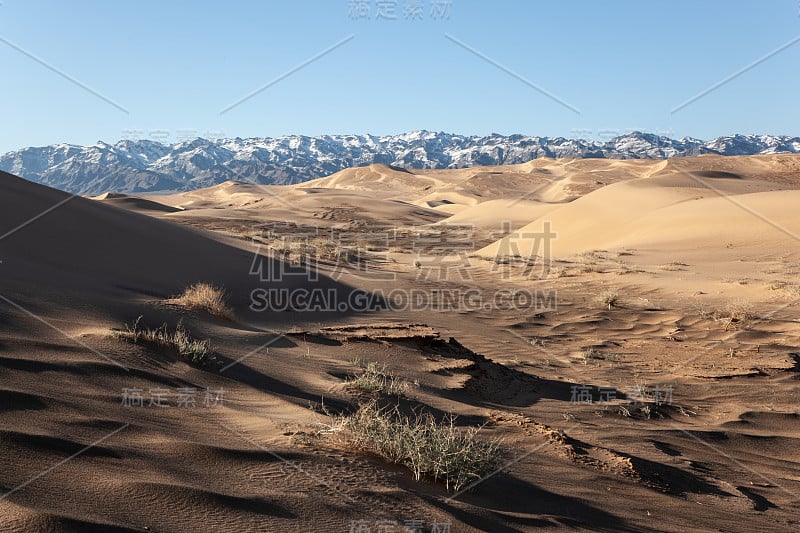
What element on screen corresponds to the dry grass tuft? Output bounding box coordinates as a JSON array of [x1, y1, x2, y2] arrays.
[[169, 283, 233, 320], [659, 261, 688, 271], [616, 263, 644, 276], [595, 290, 619, 310], [270, 237, 360, 265], [345, 361, 408, 396], [548, 265, 569, 278], [766, 280, 800, 295], [715, 301, 757, 330], [118, 316, 217, 368], [698, 300, 758, 331], [340, 401, 502, 492]]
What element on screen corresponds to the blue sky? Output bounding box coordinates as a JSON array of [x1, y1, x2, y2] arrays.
[[0, 0, 798, 152]]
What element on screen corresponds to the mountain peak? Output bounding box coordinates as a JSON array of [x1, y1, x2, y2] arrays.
[[2, 132, 798, 195]]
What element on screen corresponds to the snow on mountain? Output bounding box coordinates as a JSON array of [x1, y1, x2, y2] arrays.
[[1, 131, 798, 195]]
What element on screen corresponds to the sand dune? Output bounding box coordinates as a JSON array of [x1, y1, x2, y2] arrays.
[[92, 192, 183, 213], [304, 164, 447, 197], [432, 198, 559, 232], [0, 170, 364, 328], [478, 162, 800, 259], [3, 155, 800, 531]]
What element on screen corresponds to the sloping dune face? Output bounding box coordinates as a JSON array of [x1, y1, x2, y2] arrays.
[[305, 164, 446, 196], [91, 193, 182, 214], [0, 171, 357, 323], [0, 172, 384, 532], [478, 155, 800, 259]]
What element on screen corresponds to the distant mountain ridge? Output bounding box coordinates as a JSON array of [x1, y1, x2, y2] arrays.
[[2, 131, 799, 195]]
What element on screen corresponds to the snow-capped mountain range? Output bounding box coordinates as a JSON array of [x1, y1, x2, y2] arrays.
[[2, 131, 799, 195]]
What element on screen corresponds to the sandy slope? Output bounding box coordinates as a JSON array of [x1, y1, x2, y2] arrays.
[[3, 155, 800, 532], [478, 161, 800, 259]]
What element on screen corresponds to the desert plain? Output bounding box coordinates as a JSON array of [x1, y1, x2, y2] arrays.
[[1, 154, 800, 532]]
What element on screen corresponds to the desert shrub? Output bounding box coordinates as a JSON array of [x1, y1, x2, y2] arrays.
[[169, 283, 233, 320], [120, 316, 217, 368], [766, 280, 800, 295], [696, 301, 756, 330], [345, 361, 408, 396], [579, 250, 603, 263], [616, 263, 644, 275], [714, 301, 757, 330], [596, 290, 619, 310], [342, 402, 502, 492], [308, 237, 338, 258], [659, 261, 688, 271], [272, 237, 360, 265]]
